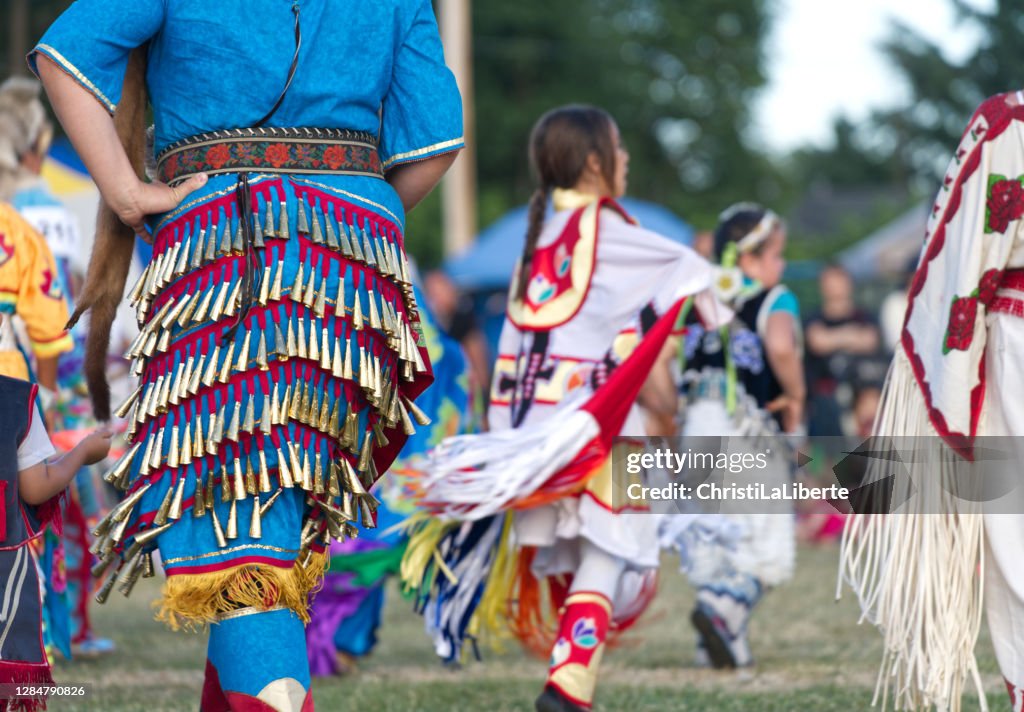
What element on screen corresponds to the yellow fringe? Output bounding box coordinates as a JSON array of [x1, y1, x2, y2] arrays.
[[398, 512, 458, 594], [155, 550, 329, 631]]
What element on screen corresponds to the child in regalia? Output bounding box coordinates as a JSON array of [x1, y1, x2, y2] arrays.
[[0, 374, 110, 712]]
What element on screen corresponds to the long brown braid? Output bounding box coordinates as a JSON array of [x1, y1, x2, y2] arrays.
[[514, 105, 617, 301], [69, 46, 148, 420]]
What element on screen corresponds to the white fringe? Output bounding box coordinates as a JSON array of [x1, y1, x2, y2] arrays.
[[837, 350, 987, 712], [418, 408, 601, 521]]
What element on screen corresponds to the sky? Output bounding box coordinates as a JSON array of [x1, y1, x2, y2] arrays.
[[753, 0, 996, 153]]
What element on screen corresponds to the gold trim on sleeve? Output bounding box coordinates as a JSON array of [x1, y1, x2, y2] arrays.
[[32, 44, 116, 114], [382, 137, 464, 170]]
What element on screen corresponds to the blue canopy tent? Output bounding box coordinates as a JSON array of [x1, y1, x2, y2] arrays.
[[443, 198, 695, 352]]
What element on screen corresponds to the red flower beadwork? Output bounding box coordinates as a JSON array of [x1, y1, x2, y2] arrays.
[[206, 143, 232, 170], [944, 295, 978, 353], [978, 269, 1003, 306], [323, 145, 347, 170], [986, 178, 1024, 233], [264, 143, 292, 168]]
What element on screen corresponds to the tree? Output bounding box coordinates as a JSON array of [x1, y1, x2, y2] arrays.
[[467, 0, 780, 235]]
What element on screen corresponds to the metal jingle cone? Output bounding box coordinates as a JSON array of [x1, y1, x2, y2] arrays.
[[314, 286, 327, 319], [205, 474, 216, 508], [202, 344, 221, 387], [242, 395, 256, 435], [325, 214, 340, 250], [232, 457, 246, 500], [115, 385, 143, 419], [217, 219, 232, 255], [367, 289, 382, 330], [341, 491, 356, 521], [343, 457, 368, 498], [274, 323, 288, 361], [296, 317, 308, 360], [232, 222, 245, 254], [318, 393, 331, 432], [210, 506, 228, 548], [342, 338, 354, 380], [359, 228, 375, 267], [168, 476, 187, 520], [291, 263, 305, 301], [277, 447, 295, 488], [296, 199, 310, 235], [193, 424, 206, 459], [328, 399, 341, 439], [192, 287, 215, 324], [334, 275, 347, 319], [111, 483, 152, 524], [373, 422, 389, 447], [249, 495, 263, 539], [153, 485, 175, 526], [95, 571, 118, 604], [286, 318, 298, 360], [260, 488, 282, 516], [167, 426, 181, 469], [245, 458, 258, 496], [142, 552, 156, 578], [227, 401, 242, 442], [359, 497, 377, 528], [278, 201, 289, 240], [257, 334, 270, 372], [260, 395, 273, 434], [259, 265, 272, 306], [311, 206, 324, 244], [360, 432, 376, 475], [253, 214, 265, 249], [352, 290, 363, 330], [188, 354, 205, 395], [90, 550, 118, 579], [327, 461, 342, 498], [211, 406, 226, 448], [235, 329, 252, 373], [271, 260, 284, 302], [302, 267, 317, 308], [105, 442, 140, 486], [398, 399, 417, 435], [313, 453, 325, 494], [308, 322, 320, 364], [193, 472, 207, 517], [226, 498, 239, 539], [265, 200, 276, 238], [289, 443, 304, 489], [403, 396, 432, 426]]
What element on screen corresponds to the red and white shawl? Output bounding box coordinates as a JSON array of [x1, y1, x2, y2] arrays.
[[841, 94, 1024, 712], [414, 189, 728, 520]]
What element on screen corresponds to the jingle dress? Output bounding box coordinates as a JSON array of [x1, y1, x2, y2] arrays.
[[29, 0, 463, 625]]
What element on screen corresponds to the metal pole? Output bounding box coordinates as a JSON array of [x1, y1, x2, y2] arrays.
[[8, 0, 30, 77], [439, 0, 477, 257]]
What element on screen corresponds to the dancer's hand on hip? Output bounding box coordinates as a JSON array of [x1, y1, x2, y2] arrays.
[[117, 173, 208, 243]]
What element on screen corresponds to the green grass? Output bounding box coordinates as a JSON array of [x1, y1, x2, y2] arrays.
[[51, 545, 1006, 711]]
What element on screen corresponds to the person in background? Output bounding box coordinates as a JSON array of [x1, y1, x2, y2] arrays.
[[423, 269, 490, 422], [0, 75, 116, 660], [0, 373, 110, 712], [670, 203, 803, 668], [803, 263, 881, 436], [33, 0, 462, 707]]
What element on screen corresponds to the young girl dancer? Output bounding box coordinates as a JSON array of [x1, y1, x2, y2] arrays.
[[408, 104, 725, 711]]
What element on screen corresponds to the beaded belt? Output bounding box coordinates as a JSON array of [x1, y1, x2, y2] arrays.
[[156, 127, 384, 185]]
